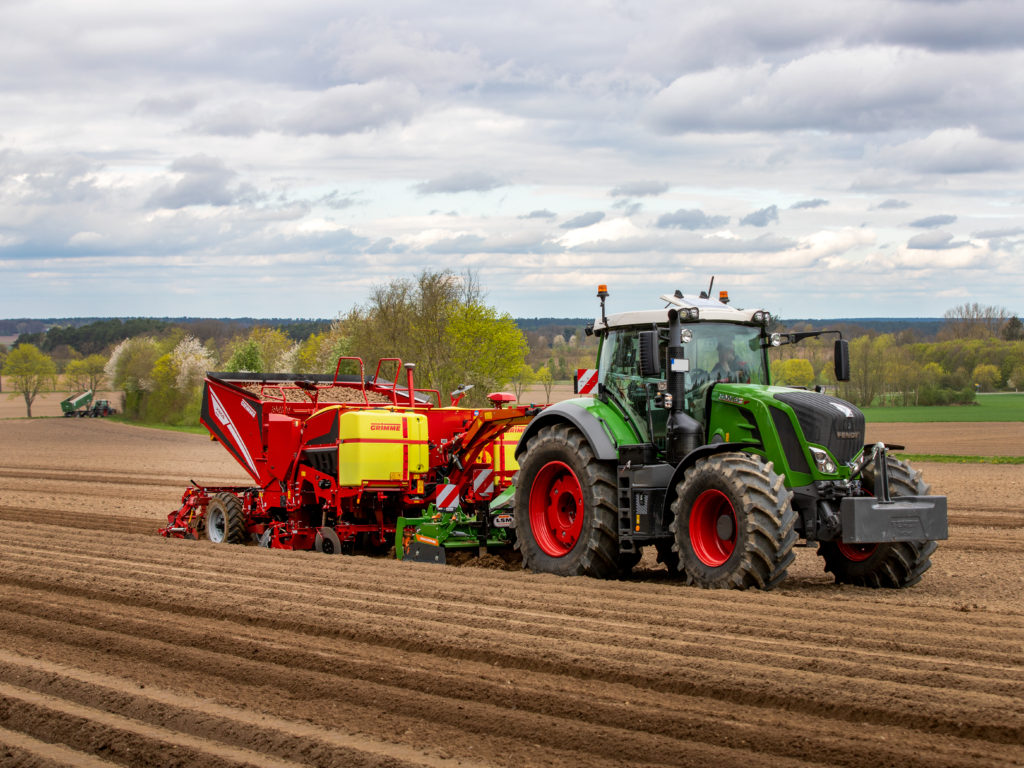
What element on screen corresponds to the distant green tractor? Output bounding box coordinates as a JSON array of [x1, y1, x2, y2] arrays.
[[513, 285, 947, 589]]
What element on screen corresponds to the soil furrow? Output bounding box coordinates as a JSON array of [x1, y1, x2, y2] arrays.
[[0, 418, 1021, 767], [4, 542, 1023, 656], [0, 724, 120, 768], [0, 610, 1017, 768], [1, 580, 1022, 750]]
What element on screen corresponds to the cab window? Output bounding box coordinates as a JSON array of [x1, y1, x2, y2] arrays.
[[599, 327, 667, 447]]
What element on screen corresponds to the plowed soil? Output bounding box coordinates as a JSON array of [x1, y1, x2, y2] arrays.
[[0, 418, 1022, 767]]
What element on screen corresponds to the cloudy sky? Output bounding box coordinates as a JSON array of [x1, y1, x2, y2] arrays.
[[2, 0, 1022, 321]]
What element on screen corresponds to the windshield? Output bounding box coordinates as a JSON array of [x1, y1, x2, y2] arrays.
[[683, 322, 768, 393]]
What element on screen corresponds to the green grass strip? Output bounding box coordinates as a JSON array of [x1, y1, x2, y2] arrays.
[[862, 392, 1024, 422], [895, 453, 1024, 465], [107, 416, 208, 435]]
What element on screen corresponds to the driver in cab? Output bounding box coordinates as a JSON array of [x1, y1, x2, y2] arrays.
[[710, 343, 736, 381]]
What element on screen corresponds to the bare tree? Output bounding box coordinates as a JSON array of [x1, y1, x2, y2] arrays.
[[941, 303, 1009, 340]]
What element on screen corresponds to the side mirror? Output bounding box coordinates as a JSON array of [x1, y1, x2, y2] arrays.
[[834, 338, 850, 382], [639, 330, 660, 377]]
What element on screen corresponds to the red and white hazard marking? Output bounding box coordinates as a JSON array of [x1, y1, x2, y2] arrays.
[[575, 368, 598, 395], [472, 468, 494, 498], [435, 484, 460, 510]]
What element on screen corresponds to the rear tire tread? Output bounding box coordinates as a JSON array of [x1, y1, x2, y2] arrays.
[[206, 492, 247, 545], [818, 457, 937, 588], [514, 423, 620, 579]]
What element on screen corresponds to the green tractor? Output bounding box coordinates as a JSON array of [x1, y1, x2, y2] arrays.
[[512, 285, 947, 589]]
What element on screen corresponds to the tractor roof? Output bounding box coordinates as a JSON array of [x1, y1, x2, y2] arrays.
[[593, 292, 766, 332]]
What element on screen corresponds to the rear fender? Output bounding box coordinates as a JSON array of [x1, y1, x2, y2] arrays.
[[515, 400, 621, 462]]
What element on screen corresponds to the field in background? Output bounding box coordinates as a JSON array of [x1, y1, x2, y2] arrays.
[[861, 393, 1024, 423]]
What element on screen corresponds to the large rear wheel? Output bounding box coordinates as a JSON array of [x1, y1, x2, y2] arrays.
[[670, 452, 796, 590], [818, 457, 937, 588], [205, 492, 247, 545], [514, 423, 619, 578]]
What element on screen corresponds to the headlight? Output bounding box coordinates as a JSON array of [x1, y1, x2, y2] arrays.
[[809, 447, 836, 474], [752, 310, 770, 324], [770, 332, 782, 347], [680, 328, 693, 343]]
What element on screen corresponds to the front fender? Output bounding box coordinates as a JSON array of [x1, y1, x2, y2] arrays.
[[662, 442, 760, 519]]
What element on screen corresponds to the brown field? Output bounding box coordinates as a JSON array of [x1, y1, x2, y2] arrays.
[[0, 418, 1022, 767]]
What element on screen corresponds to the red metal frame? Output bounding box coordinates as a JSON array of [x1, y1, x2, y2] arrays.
[[160, 357, 539, 553]]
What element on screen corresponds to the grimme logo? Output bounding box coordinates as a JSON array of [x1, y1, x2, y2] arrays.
[[370, 422, 401, 432]]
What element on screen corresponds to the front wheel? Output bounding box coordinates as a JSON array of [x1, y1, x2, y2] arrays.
[[513, 423, 619, 578], [819, 457, 937, 588], [670, 452, 796, 590]]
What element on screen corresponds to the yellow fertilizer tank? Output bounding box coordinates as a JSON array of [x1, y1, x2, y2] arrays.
[[338, 410, 429, 487]]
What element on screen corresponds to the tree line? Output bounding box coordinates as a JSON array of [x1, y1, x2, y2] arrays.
[[2, 270, 528, 421], [3, 290, 1021, 419], [770, 303, 1024, 406]]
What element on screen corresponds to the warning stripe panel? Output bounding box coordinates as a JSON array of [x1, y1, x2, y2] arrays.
[[576, 369, 598, 394], [436, 484, 459, 510]]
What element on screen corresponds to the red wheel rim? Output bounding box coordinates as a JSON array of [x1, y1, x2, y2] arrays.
[[689, 488, 737, 567], [836, 540, 876, 562], [528, 461, 585, 557]]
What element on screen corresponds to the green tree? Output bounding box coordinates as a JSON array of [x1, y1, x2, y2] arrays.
[[3, 344, 57, 417], [295, 330, 353, 374], [1008, 364, 1024, 391], [145, 352, 184, 423], [295, 333, 326, 374], [773, 358, 815, 388], [106, 337, 160, 418], [508, 362, 535, 402], [64, 354, 108, 393], [222, 327, 295, 374], [249, 327, 292, 372], [971, 363, 1000, 392], [840, 334, 894, 407], [535, 364, 554, 401], [447, 301, 528, 404], [347, 269, 527, 405], [225, 339, 263, 373], [1003, 316, 1023, 341]]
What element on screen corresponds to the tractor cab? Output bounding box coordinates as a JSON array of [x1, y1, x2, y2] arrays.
[[593, 289, 772, 454]]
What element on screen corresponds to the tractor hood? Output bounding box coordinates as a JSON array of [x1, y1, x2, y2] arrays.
[[715, 384, 866, 467], [770, 388, 865, 465]]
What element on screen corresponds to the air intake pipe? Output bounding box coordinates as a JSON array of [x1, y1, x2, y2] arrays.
[[665, 309, 702, 464]]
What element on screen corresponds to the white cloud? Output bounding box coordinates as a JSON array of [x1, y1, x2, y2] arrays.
[[1, 2, 1022, 319], [68, 231, 103, 246], [894, 241, 987, 269], [877, 128, 1024, 174], [646, 45, 1024, 139], [278, 81, 422, 136]]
